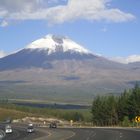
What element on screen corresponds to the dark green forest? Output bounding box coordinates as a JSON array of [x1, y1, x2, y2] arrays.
[[91, 84, 140, 126]]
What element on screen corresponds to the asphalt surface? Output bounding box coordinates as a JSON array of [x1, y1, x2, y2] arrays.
[[3, 127, 46, 140], [1, 125, 74, 140], [1, 125, 140, 140], [67, 128, 140, 140]]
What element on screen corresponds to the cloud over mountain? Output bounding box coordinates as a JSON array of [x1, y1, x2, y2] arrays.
[[0, 0, 135, 26], [110, 55, 140, 64], [0, 50, 6, 58]]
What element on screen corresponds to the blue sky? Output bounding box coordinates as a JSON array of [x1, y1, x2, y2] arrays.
[[0, 0, 140, 62]]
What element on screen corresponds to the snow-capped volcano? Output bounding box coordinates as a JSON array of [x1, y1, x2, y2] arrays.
[[1, 34, 140, 103], [26, 34, 91, 55], [0, 34, 96, 70]]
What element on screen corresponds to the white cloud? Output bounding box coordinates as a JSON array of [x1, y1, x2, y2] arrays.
[[45, 0, 135, 24], [0, 20, 8, 27], [0, 0, 136, 26], [110, 55, 140, 64], [0, 50, 6, 58], [0, 0, 44, 12]]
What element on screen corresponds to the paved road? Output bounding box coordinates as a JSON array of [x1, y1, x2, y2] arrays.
[[2, 126, 140, 140], [67, 128, 140, 140], [3, 127, 46, 140], [1, 125, 74, 140]]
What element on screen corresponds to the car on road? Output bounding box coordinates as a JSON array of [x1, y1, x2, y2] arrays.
[[5, 125, 12, 134], [49, 122, 57, 128], [27, 124, 34, 133]]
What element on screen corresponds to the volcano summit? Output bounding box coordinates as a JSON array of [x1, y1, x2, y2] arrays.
[[0, 34, 97, 70], [0, 35, 140, 104]]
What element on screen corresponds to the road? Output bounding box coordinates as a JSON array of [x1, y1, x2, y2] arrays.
[[3, 127, 46, 140], [67, 128, 140, 140], [1, 124, 74, 140], [1, 126, 140, 140]]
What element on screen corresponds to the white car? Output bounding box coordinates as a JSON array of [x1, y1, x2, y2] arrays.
[[5, 125, 12, 134], [27, 124, 34, 133]]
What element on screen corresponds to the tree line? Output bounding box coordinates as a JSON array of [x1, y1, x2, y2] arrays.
[[91, 83, 140, 126]]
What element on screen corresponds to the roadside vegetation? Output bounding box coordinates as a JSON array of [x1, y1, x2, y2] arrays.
[[0, 102, 92, 123], [0, 107, 30, 121], [0, 84, 140, 127], [91, 83, 140, 126]]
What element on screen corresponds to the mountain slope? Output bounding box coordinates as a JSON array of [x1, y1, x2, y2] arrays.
[[0, 34, 140, 104]]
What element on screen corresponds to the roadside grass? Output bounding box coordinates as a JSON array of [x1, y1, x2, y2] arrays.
[[0, 103, 92, 122], [0, 107, 31, 121]]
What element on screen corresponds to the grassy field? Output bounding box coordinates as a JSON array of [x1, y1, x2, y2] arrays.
[[0, 84, 120, 105], [0, 103, 92, 122], [0, 107, 31, 121]]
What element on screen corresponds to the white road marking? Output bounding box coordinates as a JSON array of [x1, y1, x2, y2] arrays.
[[61, 131, 76, 140]]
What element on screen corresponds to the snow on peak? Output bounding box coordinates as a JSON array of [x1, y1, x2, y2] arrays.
[[26, 34, 91, 55]]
